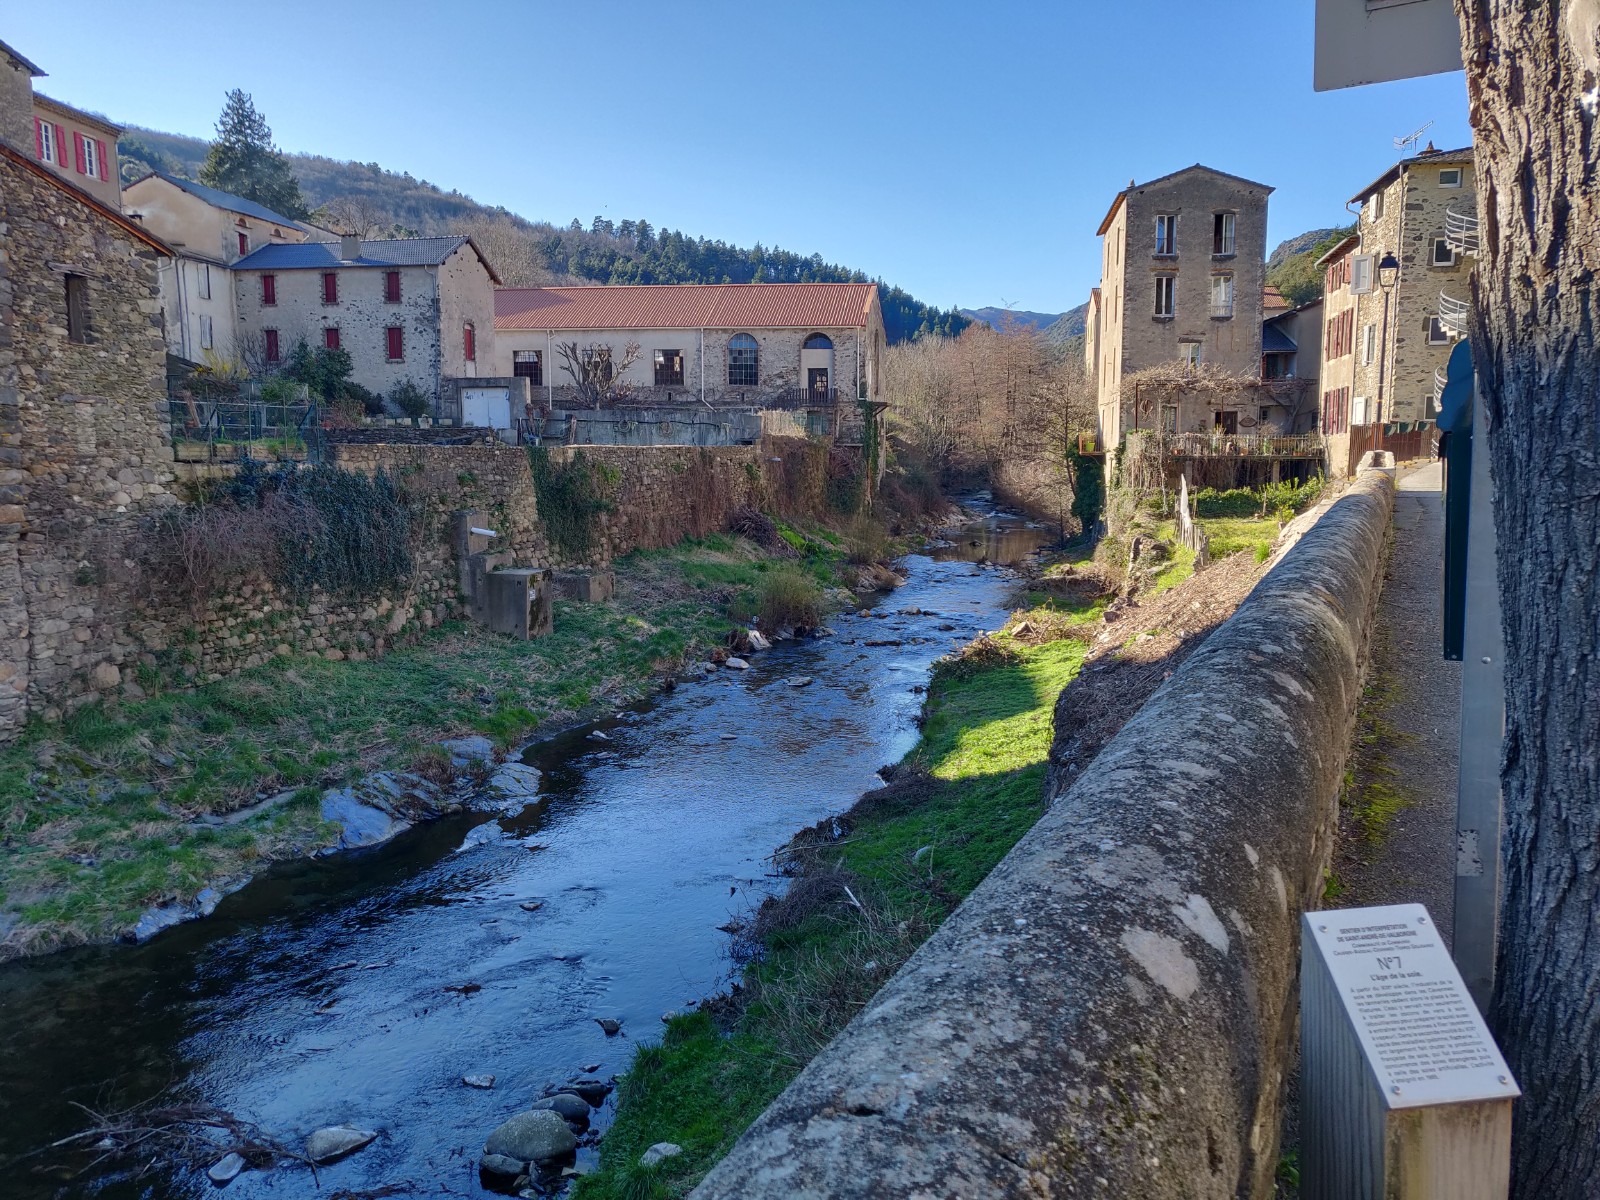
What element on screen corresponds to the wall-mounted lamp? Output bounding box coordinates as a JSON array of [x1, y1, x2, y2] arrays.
[[1377, 252, 1401, 292]]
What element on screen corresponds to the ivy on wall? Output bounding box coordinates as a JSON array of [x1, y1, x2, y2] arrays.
[[527, 447, 613, 560]]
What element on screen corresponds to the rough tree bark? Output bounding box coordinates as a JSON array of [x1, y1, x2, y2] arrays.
[[1453, 3, 1599, 1196]]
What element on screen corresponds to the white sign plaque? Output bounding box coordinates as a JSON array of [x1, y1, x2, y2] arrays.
[[1314, 0, 1463, 91], [1306, 903, 1519, 1108]]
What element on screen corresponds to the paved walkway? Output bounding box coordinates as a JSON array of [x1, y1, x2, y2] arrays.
[[1335, 459, 1460, 941]]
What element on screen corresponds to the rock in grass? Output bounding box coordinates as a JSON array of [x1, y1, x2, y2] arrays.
[[640, 1142, 683, 1167], [483, 1109, 576, 1162], [207, 1152, 245, 1184], [305, 1125, 376, 1163]]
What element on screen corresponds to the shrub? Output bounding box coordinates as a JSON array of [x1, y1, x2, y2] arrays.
[[344, 381, 385, 417], [528, 447, 611, 559], [845, 513, 888, 565], [728, 505, 781, 550], [1192, 476, 1324, 519], [759, 565, 822, 629], [390, 379, 430, 419]]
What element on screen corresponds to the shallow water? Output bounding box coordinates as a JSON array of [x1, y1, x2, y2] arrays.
[[0, 545, 1033, 1199]]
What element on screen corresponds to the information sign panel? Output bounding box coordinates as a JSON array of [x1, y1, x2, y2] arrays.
[[1314, 0, 1463, 91]]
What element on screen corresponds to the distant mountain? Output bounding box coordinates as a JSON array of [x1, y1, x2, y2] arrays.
[[960, 307, 1065, 334], [116, 125, 968, 344], [1265, 225, 1356, 306], [1040, 302, 1088, 345], [1268, 226, 1345, 270]]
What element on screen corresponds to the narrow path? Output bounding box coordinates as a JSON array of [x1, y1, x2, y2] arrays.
[[1334, 459, 1461, 938]]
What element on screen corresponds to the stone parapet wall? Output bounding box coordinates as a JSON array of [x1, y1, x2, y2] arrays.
[[694, 468, 1397, 1200]]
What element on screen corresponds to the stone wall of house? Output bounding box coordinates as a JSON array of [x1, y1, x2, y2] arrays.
[[0, 147, 176, 735]]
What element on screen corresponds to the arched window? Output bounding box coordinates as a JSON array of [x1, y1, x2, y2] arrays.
[[803, 333, 833, 350], [728, 333, 759, 386]]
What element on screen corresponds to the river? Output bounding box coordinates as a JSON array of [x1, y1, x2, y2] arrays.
[[0, 506, 1051, 1199]]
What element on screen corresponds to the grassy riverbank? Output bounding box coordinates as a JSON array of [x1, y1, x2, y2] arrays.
[[0, 533, 850, 960], [572, 601, 1095, 1200]]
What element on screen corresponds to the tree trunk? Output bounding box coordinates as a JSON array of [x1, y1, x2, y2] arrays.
[[1454, 3, 1600, 1196]]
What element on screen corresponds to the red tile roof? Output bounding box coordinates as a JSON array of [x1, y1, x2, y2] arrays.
[[494, 283, 878, 332]]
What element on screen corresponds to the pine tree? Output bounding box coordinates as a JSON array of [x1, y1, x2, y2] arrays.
[[200, 90, 307, 219]]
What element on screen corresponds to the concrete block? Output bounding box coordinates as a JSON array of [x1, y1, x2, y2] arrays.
[[485, 569, 553, 640], [553, 569, 615, 603]]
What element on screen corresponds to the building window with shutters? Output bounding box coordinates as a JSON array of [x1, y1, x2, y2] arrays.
[[324, 327, 340, 351], [1210, 273, 1234, 318], [198, 263, 211, 300], [265, 329, 281, 363], [386, 326, 404, 362], [36, 118, 56, 164], [200, 314, 213, 350], [238, 231, 250, 256], [728, 334, 759, 386], [384, 271, 402, 303], [464, 323, 476, 362], [322, 272, 339, 305], [513, 350, 542, 384], [261, 274, 276, 305], [654, 349, 684, 386], [79, 134, 97, 178]]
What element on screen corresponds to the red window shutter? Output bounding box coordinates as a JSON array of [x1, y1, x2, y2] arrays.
[[262, 274, 275, 304], [95, 139, 108, 181], [324, 327, 340, 350], [387, 327, 403, 360], [265, 330, 280, 362], [34, 118, 43, 160], [73, 133, 85, 174], [385, 271, 401, 302], [55, 126, 67, 169], [323, 272, 338, 304], [464, 324, 475, 360]]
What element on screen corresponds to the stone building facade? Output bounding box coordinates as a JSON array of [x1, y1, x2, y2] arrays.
[[1316, 235, 1361, 475], [231, 235, 500, 404], [492, 283, 886, 410], [0, 138, 176, 737], [30, 92, 122, 210], [1090, 165, 1273, 446]]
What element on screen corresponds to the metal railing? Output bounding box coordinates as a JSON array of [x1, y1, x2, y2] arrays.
[[169, 398, 320, 462], [1445, 207, 1480, 256], [1157, 430, 1324, 459], [764, 386, 842, 410], [1435, 367, 1449, 407], [1437, 291, 1471, 339]]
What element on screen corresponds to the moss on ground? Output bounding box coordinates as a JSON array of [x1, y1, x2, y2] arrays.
[[0, 535, 833, 959], [571, 609, 1088, 1200]]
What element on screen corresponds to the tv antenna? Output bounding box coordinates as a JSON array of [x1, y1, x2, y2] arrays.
[[1393, 121, 1434, 154]]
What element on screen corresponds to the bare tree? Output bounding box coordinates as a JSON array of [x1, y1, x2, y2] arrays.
[[555, 340, 642, 407], [457, 216, 557, 287], [309, 195, 390, 239], [1450, 4, 1600, 1194]]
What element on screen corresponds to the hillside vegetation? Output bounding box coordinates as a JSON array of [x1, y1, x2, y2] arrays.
[[118, 126, 967, 343], [1265, 224, 1356, 307]]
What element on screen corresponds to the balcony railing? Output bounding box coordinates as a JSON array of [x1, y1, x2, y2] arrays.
[[1445, 206, 1480, 256], [1435, 366, 1448, 407], [763, 386, 842, 410], [1437, 291, 1471, 339], [1155, 430, 1324, 459], [1210, 303, 1235, 319]]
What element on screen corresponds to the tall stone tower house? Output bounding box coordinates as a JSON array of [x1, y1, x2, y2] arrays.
[[1086, 165, 1273, 447]]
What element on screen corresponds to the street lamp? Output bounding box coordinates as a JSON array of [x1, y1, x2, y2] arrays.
[[1377, 251, 1401, 292], [1375, 251, 1401, 426]]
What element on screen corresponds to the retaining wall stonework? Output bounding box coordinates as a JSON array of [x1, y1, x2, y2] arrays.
[[694, 468, 1397, 1200]]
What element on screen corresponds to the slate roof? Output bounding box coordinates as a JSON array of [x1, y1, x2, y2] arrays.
[[1097, 163, 1276, 235], [1261, 322, 1298, 354], [232, 235, 500, 282], [131, 171, 305, 229], [0, 38, 45, 76], [494, 283, 879, 332]]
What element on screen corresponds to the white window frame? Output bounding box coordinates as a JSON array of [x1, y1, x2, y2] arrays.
[[1428, 316, 1451, 345], [1352, 395, 1371, 426], [1153, 275, 1175, 319], [80, 134, 97, 178], [38, 119, 55, 165], [1213, 211, 1237, 256], [1210, 273, 1235, 318], [1431, 236, 1457, 267], [1350, 254, 1377, 295], [1179, 341, 1201, 369], [1155, 214, 1177, 256], [1361, 323, 1376, 364], [1439, 167, 1463, 188]]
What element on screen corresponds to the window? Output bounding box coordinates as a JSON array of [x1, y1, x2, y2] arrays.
[[264, 329, 281, 363], [463, 323, 476, 362], [1324, 309, 1355, 360], [513, 350, 542, 383], [727, 333, 758, 386], [1210, 273, 1234, 318], [803, 332, 833, 350], [200, 314, 214, 350], [261, 274, 276, 305], [386, 326, 404, 361], [1179, 341, 1201, 369], [1431, 236, 1457, 267], [1371, 191, 1386, 221], [654, 348, 684, 386], [35, 118, 56, 165], [238, 231, 250, 257], [1153, 276, 1175, 319], [64, 274, 89, 343], [1428, 317, 1451, 345], [1155, 214, 1177, 256], [79, 134, 98, 179], [1361, 323, 1377, 364], [197, 263, 211, 301], [324, 327, 341, 351], [1350, 254, 1376, 295], [1213, 212, 1236, 256], [322, 272, 339, 304], [1321, 386, 1351, 435], [384, 271, 402, 303], [1352, 395, 1371, 426], [1439, 167, 1463, 188]]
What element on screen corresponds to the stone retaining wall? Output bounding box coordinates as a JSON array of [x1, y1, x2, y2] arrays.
[[693, 467, 1396, 1200]]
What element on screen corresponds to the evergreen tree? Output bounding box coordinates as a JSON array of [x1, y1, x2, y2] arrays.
[[199, 90, 308, 219]]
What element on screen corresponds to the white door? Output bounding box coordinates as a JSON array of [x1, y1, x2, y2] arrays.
[[461, 387, 511, 429]]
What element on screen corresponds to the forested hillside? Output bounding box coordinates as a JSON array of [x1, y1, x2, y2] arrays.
[[1264, 225, 1356, 307], [117, 125, 968, 343]]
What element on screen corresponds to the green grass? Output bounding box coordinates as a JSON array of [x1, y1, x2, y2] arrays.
[[1201, 516, 1281, 560], [0, 535, 814, 959], [572, 615, 1088, 1200], [1149, 544, 1198, 594]]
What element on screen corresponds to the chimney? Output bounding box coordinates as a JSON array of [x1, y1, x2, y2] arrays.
[[0, 43, 45, 153], [340, 233, 362, 262]]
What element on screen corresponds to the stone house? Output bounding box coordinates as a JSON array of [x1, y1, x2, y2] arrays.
[[0, 131, 176, 738], [1260, 298, 1323, 433], [231, 234, 501, 404], [122, 171, 313, 363], [491, 282, 886, 413], [1087, 164, 1273, 445], [1315, 233, 1361, 475], [1331, 144, 1476, 429]]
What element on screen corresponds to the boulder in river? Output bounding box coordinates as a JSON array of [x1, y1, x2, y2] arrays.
[[724, 657, 750, 671], [319, 790, 412, 852], [207, 1152, 245, 1184], [640, 1141, 684, 1167], [595, 1017, 622, 1035], [483, 1109, 577, 1162], [479, 1151, 526, 1178], [305, 1125, 377, 1163], [440, 735, 495, 767], [480, 763, 543, 812], [532, 1092, 591, 1127], [462, 1073, 496, 1089], [567, 1077, 614, 1106], [747, 629, 772, 652], [786, 676, 814, 688]]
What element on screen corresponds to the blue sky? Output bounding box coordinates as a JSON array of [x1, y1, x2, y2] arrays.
[[6, 1, 1470, 315]]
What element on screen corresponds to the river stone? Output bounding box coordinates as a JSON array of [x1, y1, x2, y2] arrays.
[[458, 821, 506, 852], [747, 629, 772, 652], [786, 676, 814, 688], [595, 1017, 621, 1035], [567, 1077, 614, 1106], [319, 791, 411, 852], [305, 1125, 377, 1163], [482, 763, 543, 811], [479, 1151, 526, 1178], [724, 657, 750, 670], [130, 903, 189, 942], [640, 1142, 683, 1167], [532, 1093, 591, 1123], [483, 1109, 577, 1162], [207, 1152, 245, 1184], [440, 735, 495, 767], [462, 1073, 496, 1089]]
